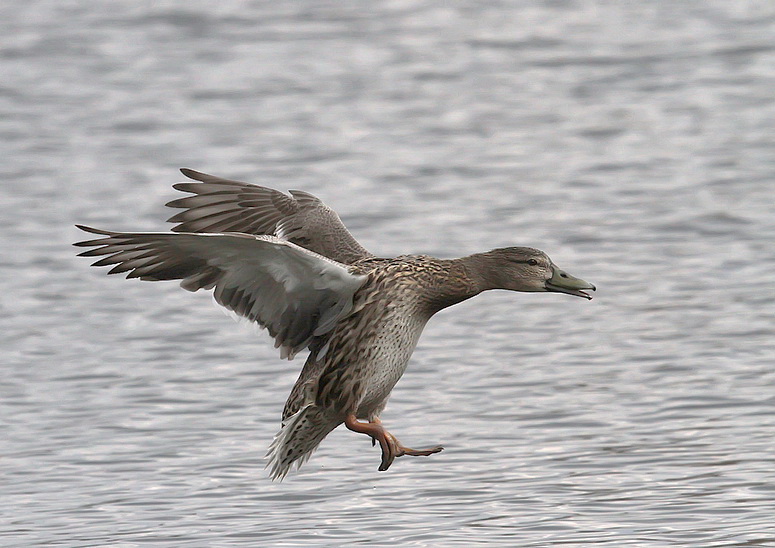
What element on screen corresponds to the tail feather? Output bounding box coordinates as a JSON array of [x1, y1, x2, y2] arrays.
[[265, 405, 336, 481]]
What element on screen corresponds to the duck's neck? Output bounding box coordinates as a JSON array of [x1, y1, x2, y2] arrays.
[[456, 252, 501, 293], [419, 255, 487, 315]]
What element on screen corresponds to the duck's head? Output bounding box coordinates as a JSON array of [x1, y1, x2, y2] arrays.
[[471, 247, 596, 299]]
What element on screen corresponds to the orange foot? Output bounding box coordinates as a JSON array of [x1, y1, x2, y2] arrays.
[[345, 415, 444, 471]]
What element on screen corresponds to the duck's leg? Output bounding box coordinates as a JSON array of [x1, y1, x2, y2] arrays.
[[344, 415, 443, 471]]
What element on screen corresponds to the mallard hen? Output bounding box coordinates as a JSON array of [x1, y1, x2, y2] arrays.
[[74, 169, 595, 480]]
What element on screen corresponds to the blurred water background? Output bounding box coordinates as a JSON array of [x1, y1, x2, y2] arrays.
[[2, 1, 774, 546]]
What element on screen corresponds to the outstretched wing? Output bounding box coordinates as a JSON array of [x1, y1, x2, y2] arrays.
[[74, 226, 368, 359], [165, 169, 374, 265]]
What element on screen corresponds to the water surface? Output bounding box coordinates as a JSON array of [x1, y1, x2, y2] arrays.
[[2, 1, 774, 546]]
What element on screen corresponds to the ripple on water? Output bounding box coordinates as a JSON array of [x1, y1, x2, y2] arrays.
[[2, 0, 775, 546]]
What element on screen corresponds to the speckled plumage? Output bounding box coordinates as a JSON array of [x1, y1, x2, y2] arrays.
[[266, 256, 476, 479], [285, 255, 475, 419], [75, 169, 595, 481]]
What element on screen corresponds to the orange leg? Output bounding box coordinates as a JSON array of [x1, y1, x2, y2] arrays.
[[344, 415, 443, 471]]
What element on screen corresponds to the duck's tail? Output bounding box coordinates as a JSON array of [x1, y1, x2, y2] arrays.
[[265, 405, 337, 481]]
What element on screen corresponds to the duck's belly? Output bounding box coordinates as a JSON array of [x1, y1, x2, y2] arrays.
[[354, 313, 427, 419]]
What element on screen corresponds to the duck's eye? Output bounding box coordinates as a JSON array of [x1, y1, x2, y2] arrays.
[[527, 259, 539, 266]]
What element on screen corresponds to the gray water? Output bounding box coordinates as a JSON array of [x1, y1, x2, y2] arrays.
[[2, 1, 774, 546]]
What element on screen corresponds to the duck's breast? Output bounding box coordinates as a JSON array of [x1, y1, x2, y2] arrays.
[[353, 301, 429, 417]]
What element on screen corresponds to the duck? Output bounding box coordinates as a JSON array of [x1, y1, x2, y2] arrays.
[[74, 168, 595, 480]]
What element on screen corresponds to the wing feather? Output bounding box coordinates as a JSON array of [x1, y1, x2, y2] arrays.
[[74, 225, 367, 359], [165, 169, 374, 265]]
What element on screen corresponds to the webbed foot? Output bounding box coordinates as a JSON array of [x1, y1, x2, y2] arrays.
[[344, 415, 444, 471]]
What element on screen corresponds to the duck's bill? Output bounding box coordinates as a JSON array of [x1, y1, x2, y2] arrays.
[[545, 266, 596, 300]]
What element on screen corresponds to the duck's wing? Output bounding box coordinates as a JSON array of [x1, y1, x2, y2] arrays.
[[74, 225, 368, 359], [165, 169, 374, 265]]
